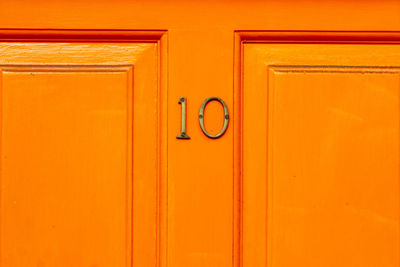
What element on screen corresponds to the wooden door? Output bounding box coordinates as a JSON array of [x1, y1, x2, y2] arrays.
[[1, 1, 400, 267]]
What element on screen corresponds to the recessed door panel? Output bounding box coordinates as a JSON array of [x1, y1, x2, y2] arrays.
[[0, 41, 160, 267], [1, 68, 132, 266], [242, 43, 400, 267]]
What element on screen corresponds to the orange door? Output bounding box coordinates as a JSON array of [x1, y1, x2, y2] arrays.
[[1, 1, 400, 267]]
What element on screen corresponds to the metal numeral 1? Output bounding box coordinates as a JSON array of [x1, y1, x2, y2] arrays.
[[199, 97, 229, 139], [176, 97, 191, 139]]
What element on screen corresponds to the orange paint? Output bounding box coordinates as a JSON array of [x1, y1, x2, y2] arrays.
[[0, 39, 162, 266], [0, 1, 399, 267], [240, 37, 400, 266]]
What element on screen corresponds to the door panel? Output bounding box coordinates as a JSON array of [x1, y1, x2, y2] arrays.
[[242, 43, 400, 266], [0, 41, 160, 266]]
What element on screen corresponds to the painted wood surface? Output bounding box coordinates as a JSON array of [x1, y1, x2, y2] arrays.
[[0, 1, 400, 266]]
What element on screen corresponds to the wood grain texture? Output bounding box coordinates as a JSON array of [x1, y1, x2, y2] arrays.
[[238, 39, 400, 267], [2, 1, 400, 266], [0, 31, 166, 267]]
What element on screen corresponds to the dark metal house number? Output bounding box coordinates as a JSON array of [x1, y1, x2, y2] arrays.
[[176, 96, 230, 139]]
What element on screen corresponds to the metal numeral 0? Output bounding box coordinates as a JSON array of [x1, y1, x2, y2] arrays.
[[176, 97, 191, 139], [199, 97, 229, 139]]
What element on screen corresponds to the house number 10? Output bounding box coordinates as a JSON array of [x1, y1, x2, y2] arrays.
[[177, 96, 230, 139]]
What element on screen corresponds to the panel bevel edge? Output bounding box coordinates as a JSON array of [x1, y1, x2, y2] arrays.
[[235, 31, 400, 44], [0, 66, 133, 73], [0, 29, 167, 267], [233, 31, 244, 267], [153, 30, 168, 267], [126, 66, 134, 267], [268, 65, 400, 74], [0, 29, 167, 43], [0, 69, 2, 265], [233, 30, 400, 267]]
